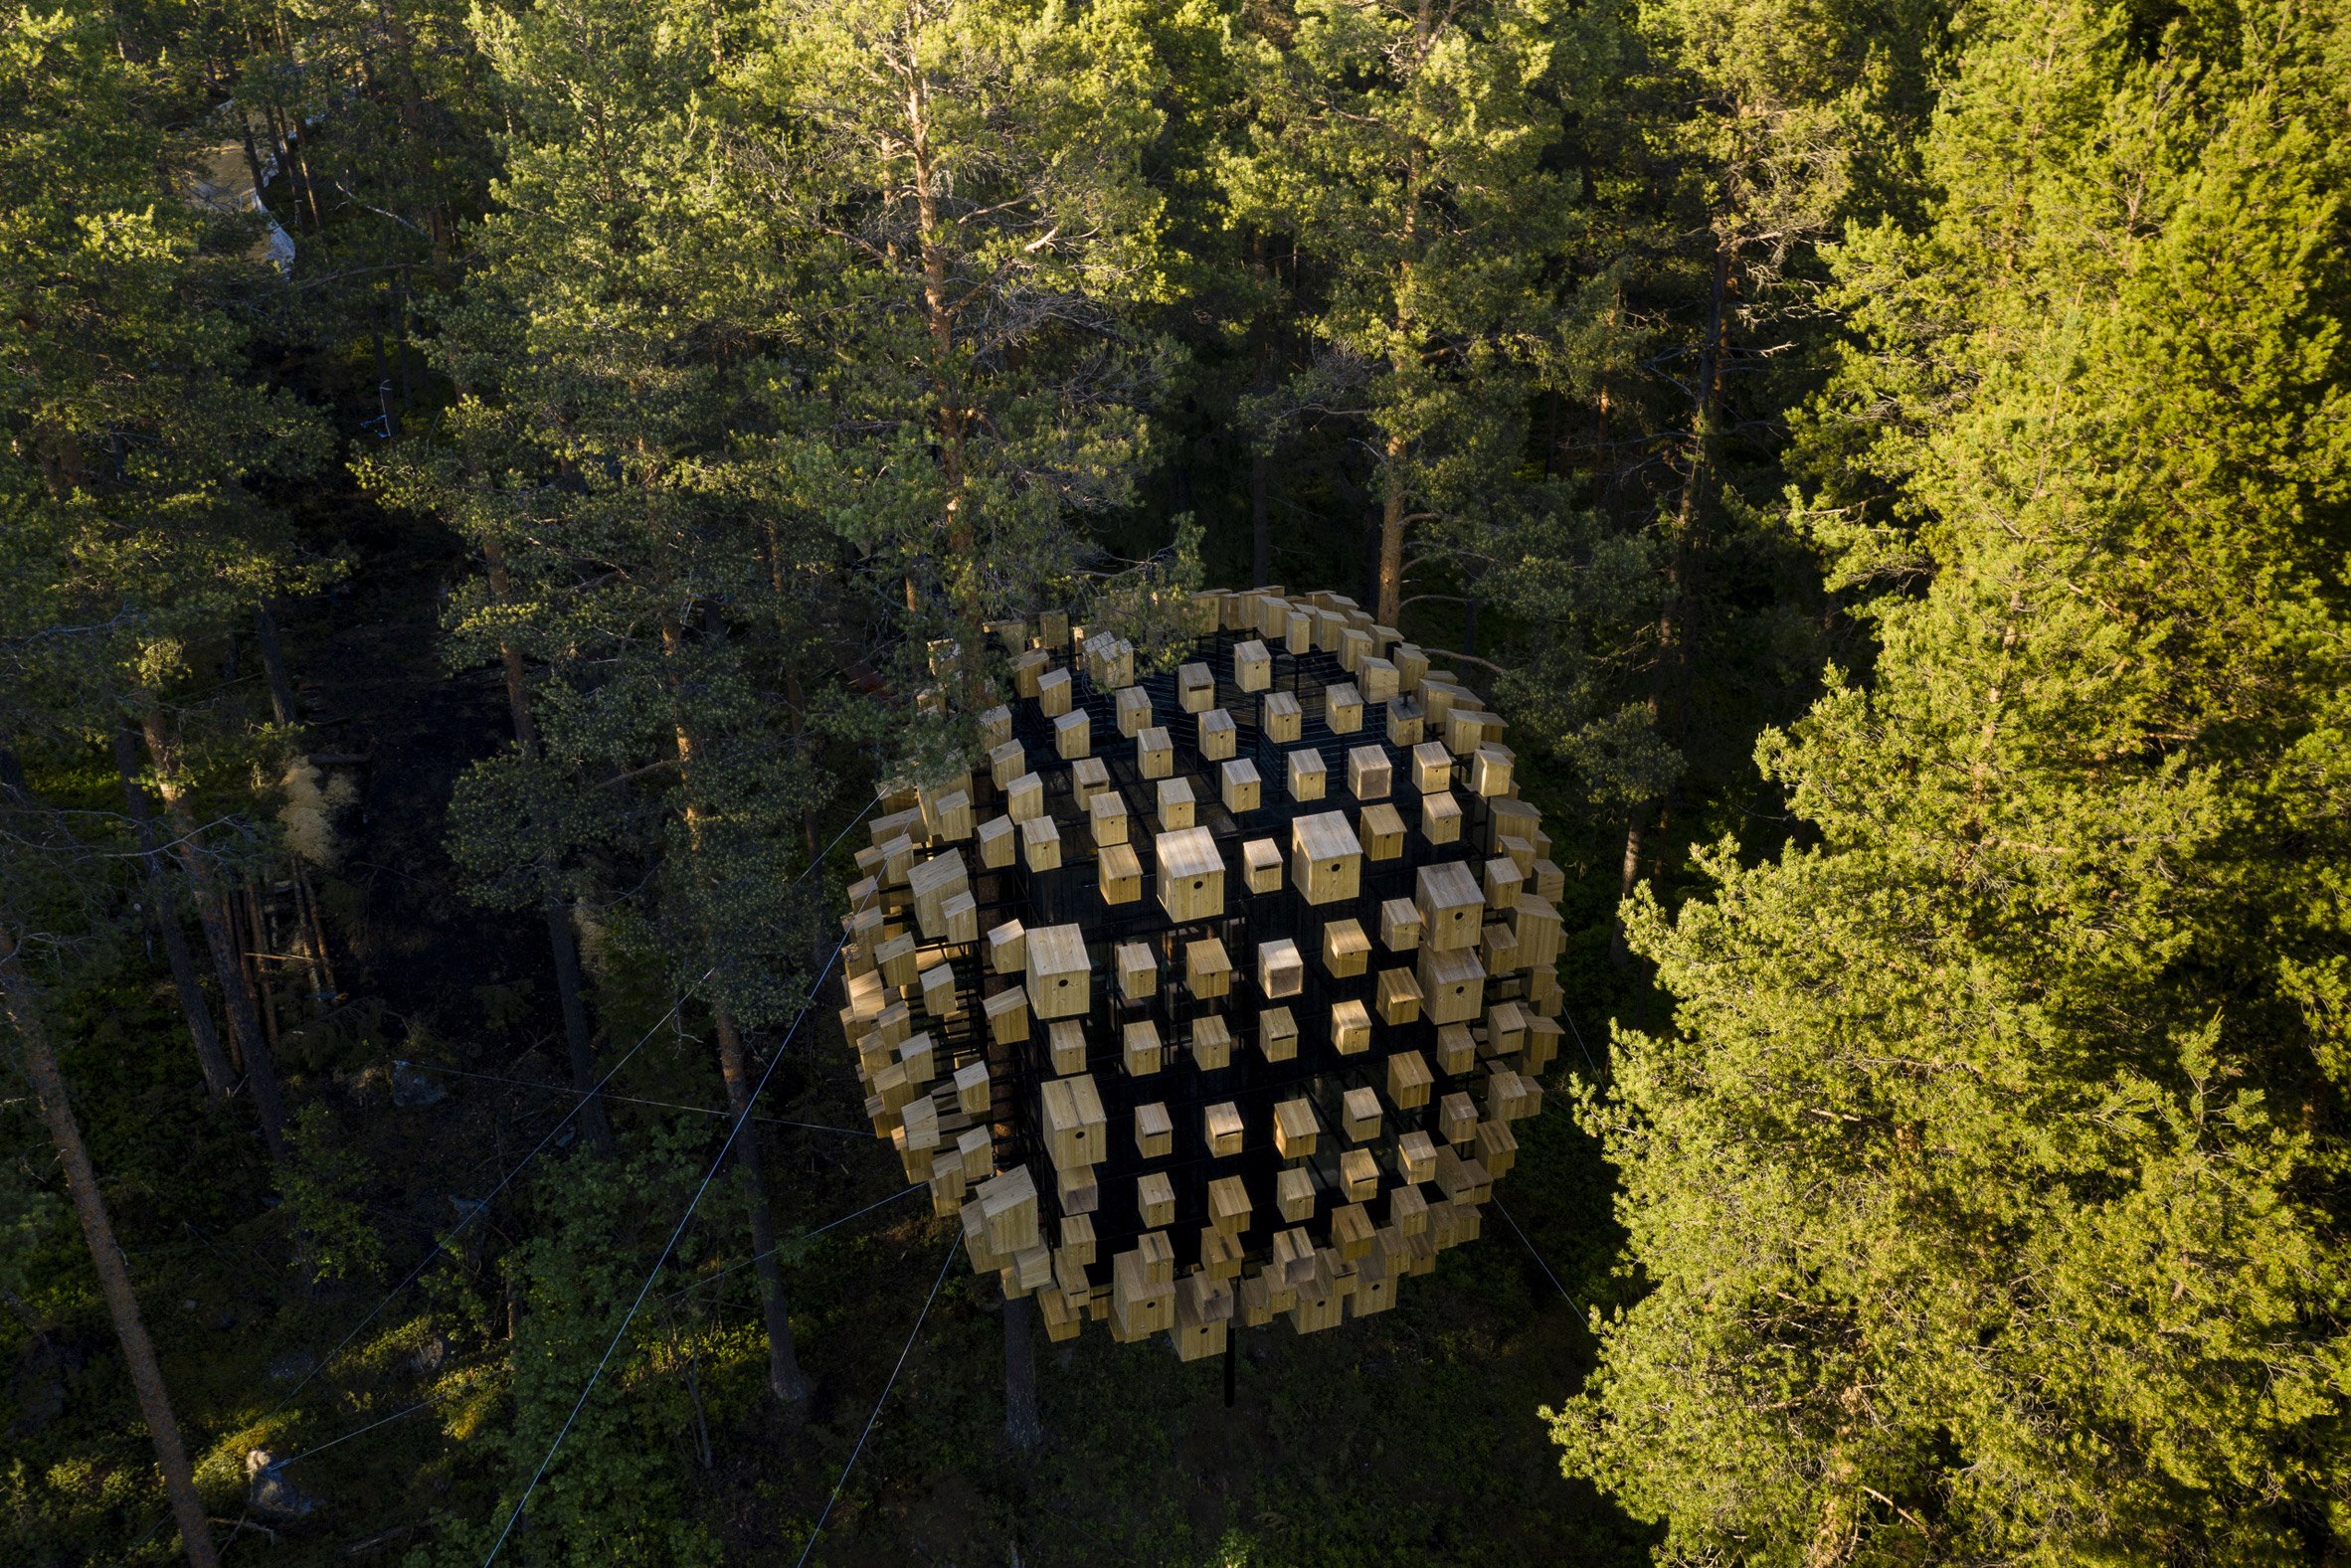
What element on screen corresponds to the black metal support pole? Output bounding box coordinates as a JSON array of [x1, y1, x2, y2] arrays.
[[1223, 1325, 1237, 1408]]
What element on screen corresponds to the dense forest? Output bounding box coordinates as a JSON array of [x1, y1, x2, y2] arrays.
[[3, 0, 2346, 1559]]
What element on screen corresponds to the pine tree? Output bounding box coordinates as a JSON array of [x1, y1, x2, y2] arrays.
[[1555, 0, 2351, 1557]]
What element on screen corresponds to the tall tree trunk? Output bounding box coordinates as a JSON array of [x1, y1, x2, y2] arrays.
[[111, 729, 236, 1098], [907, 87, 988, 712], [252, 605, 300, 730], [2, 933, 221, 1568], [1376, 433, 1408, 627], [139, 708, 289, 1160], [1249, 451, 1272, 588], [480, 542, 613, 1158], [658, 613, 807, 1403], [1003, 1292, 1040, 1449]]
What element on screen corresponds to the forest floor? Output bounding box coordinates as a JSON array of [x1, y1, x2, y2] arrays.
[[8, 489, 1655, 1567]]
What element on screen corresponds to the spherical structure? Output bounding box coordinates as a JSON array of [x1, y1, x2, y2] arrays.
[[835, 588, 1568, 1357]]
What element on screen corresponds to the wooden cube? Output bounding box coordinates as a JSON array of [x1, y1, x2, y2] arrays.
[[1331, 997, 1372, 1055], [1191, 1014, 1233, 1070], [1233, 637, 1272, 693], [1138, 726, 1174, 780], [1342, 1086, 1382, 1141], [1116, 685, 1152, 738], [1006, 771, 1044, 822], [875, 933, 918, 988], [1283, 607, 1313, 653], [1483, 920, 1522, 974], [1387, 1050, 1434, 1110], [1337, 625, 1370, 672], [1396, 1131, 1438, 1184], [1515, 894, 1563, 969], [1043, 1074, 1108, 1169], [1341, 1148, 1379, 1203], [1273, 1097, 1319, 1159], [1135, 1100, 1174, 1159], [1176, 662, 1214, 714], [1532, 858, 1566, 902], [1389, 1181, 1428, 1237], [1409, 741, 1452, 794], [1124, 1018, 1164, 1077], [1262, 690, 1302, 744], [1098, 841, 1142, 905], [1376, 966, 1423, 1026], [1421, 789, 1462, 845], [1332, 1202, 1374, 1260], [1020, 813, 1061, 871], [1197, 707, 1237, 762], [1259, 938, 1305, 998], [1242, 837, 1282, 894], [1204, 1101, 1245, 1157], [919, 963, 958, 1018], [1288, 748, 1328, 801], [942, 890, 979, 945], [1386, 700, 1424, 748], [1259, 1006, 1298, 1062], [1291, 811, 1363, 906], [1116, 941, 1156, 1000], [1419, 947, 1488, 1026], [987, 919, 1027, 974], [985, 985, 1030, 1045], [1026, 924, 1090, 1020], [1476, 1118, 1519, 1176], [1359, 802, 1405, 860], [1348, 745, 1391, 800], [1277, 1166, 1316, 1222], [1138, 1172, 1176, 1229], [1054, 709, 1090, 760], [898, 1030, 937, 1084], [1322, 919, 1370, 978], [1435, 1022, 1476, 1075], [1417, 860, 1485, 952], [1485, 855, 1525, 912], [1220, 758, 1262, 814], [1048, 1019, 1088, 1076], [1379, 898, 1422, 952], [1156, 826, 1224, 921], [1186, 937, 1233, 999], [1157, 776, 1196, 831], [1359, 655, 1400, 703], [1326, 681, 1363, 734], [1089, 788, 1129, 846]]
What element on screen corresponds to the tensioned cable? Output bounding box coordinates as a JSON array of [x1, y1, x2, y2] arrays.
[[1492, 1197, 1582, 1311], [479, 926, 859, 1568], [391, 1060, 872, 1136], [789, 1237, 960, 1568]]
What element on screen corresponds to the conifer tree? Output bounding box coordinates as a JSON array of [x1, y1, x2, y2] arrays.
[[1556, 0, 2351, 1556]]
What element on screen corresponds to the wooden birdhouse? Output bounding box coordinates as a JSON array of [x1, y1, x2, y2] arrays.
[[1291, 810, 1363, 905], [1116, 941, 1156, 1000], [1359, 802, 1405, 861], [1331, 998, 1373, 1055], [1071, 757, 1109, 810], [1259, 1006, 1298, 1062], [1208, 1175, 1251, 1234], [1137, 725, 1174, 780], [984, 986, 1029, 1046], [1089, 788, 1129, 847], [919, 963, 958, 1018], [986, 919, 1026, 974], [1049, 1019, 1088, 1076], [1471, 743, 1514, 797], [1416, 860, 1484, 952], [1020, 814, 1061, 872], [1434, 1022, 1476, 1075], [1387, 1050, 1434, 1110], [1157, 777, 1196, 831], [1325, 681, 1363, 734], [1037, 667, 1073, 717], [1341, 1148, 1379, 1203], [1418, 947, 1487, 1026], [1116, 685, 1152, 738], [1262, 690, 1303, 744], [990, 739, 1026, 789], [1185, 937, 1233, 999], [1259, 938, 1305, 999], [1137, 1172, 1176, 1229], [1376, 966, 1423, 1026], [1054, 709, 1090, 760], [1005, 771, 1044, 823], [1277, 1166, 1316, 1222], [1396, 1130, 1438, 1184], [977, 813, 1015, 869], [1322, 919, 1370, 978], [1342, 1087, 1382, 1142], [1273, 1097, 1319, 1159], [1025, 924, 1090, 1020], [1098, 842, 1142, 905], [1379, 897, 1421, 952], [1232, 637, 1272, 692], [1198, 707, 1237, 762], [1484, 854, 1525, 912], [1220, 758, 1261, 815], [1135, 1100, 1174, 1159], [1287, 748, 1328, 801], [1348, 745, 1391, 800], [1204, 1101, 1245, 1157], [1155, 826, 1224, 922], [1409, 741, 1452, 793], [1176, 662, 1214, 713], [1241, 837, 1283, 894], [1358, 656, 1399, 703], [1124, 1018, 1164, 1077], [1191, 1014, 1232, 1070], [1421, 789, 1462, 845], [1043, 1074, 1107, 1170]]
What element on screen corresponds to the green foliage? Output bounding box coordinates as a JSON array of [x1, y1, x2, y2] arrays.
[[1558, 0, 2351, 1557], [276, 1104, 386, 1285]]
